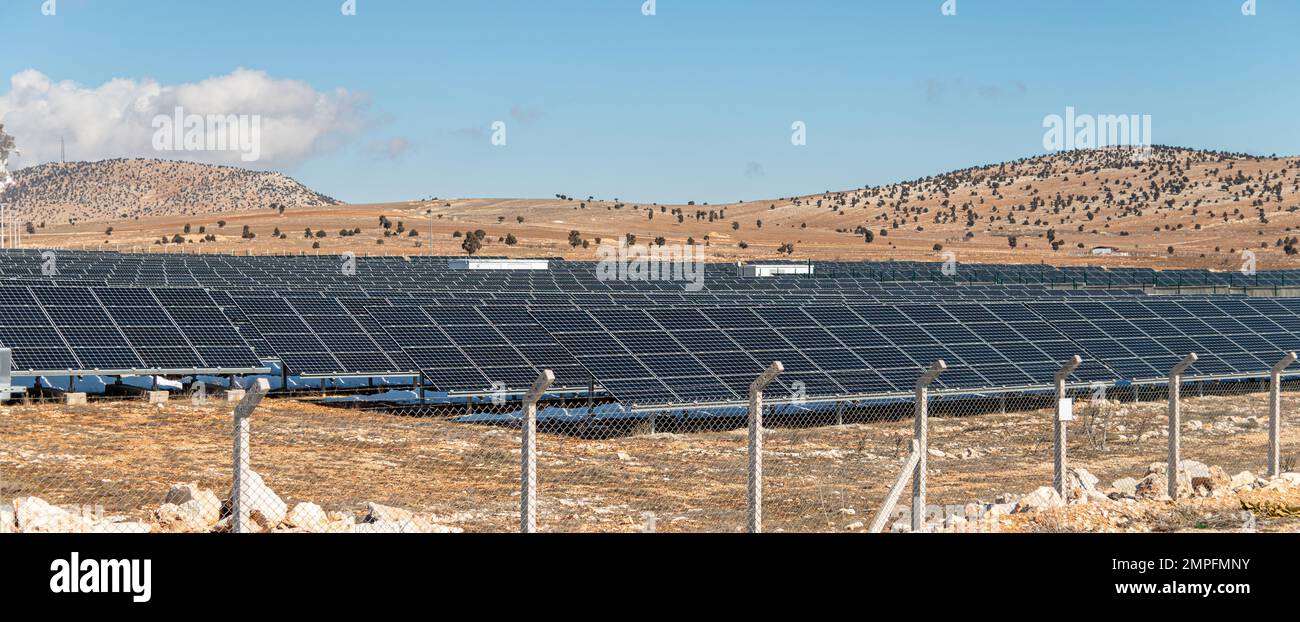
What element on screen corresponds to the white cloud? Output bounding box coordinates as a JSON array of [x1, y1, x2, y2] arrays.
[[366, 136, 414, 160], [0, 68, 371, 170]]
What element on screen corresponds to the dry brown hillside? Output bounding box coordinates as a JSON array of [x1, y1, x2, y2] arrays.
[[19, 147, 1300, 270], [0, 158, 339, 226]]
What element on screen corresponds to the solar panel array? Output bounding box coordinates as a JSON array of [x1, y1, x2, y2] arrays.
[[4, 249, 1299, 291], [3, 249, 1300, 408], [363, 304, 588, 391], [0, 285, 264, 374], [527, 298, 1300, 407]]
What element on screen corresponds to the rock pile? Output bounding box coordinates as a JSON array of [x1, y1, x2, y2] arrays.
[[888, 463, 1300, 533], [2, 470, 464, 534]]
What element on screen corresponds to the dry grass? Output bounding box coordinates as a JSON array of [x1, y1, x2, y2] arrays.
[[2, 388, 1299, 532]]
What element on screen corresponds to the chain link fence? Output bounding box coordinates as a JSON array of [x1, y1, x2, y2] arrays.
[[4, 362, 1300, 533]]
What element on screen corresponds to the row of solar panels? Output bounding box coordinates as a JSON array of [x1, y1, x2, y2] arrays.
[[0, 286, 265, 374], [203, 291, 1300, 407], [2, 249, 1299, 288], [2, 280, 1298, 408]]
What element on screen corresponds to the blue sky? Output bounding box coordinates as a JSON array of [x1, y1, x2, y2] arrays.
[[1, 0, 1297, 204]]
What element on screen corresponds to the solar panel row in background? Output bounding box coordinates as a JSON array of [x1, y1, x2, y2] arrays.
[[229, 294, 414, 376], [0, 286, 264, 374], [531, 298, 1300, 408], [361, 304, 588, 392]]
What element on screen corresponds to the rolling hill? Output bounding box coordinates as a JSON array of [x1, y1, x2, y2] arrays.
[[0, 158, 340, 226], [14, 147, 1300, 271]]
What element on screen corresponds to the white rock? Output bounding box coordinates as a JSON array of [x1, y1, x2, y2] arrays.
[[326, 510, 356, 525], [364, 502, 414, 524], [1230, 471, 1256, 490], [1014, 486, 1064, 513], [616, 451, 632, 461], [1136, 463, 1195, 498], [14, 497, 89, 533], [285, 502, 331, 532], [838, 508, 856, 515], [1109, 477, 1139, 497], [927, 448, 947, 458], [0, 503, 13, 534], [845, 521, 864, 530], [164, 483, 221, 526], [1083, 489, 1112, 504], [227, 470, 287, 529], [1068, 467, 1100, 493], [154, 503, 210, 532], [1179, 460, 1210, 479]]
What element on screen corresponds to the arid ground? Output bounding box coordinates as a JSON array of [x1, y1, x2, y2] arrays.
[[3, 387, 1298, 532]]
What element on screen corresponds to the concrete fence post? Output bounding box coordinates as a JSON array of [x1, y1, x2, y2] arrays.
[[231, 378, 270, 534], [869, 440, 921, 533], [1270, 352, 1297, 477], [912, 360, 946, 532], [1054, 355, 1082, 498], [520, 369, 555, 533], [1167, 353, 1197, 498], [747, 361, 784, 533]]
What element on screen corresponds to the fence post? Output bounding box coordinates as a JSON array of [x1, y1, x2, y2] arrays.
[[747, 361, 784, 533], [1167, 353, 1197, 498], [1270, 352, 1297, 477], [231, 378, 270, 534], [912, 360, 946, 532], [869, 440, 920, 533], [520, 369, 555, 534], [1054, 355, 1082, 498]]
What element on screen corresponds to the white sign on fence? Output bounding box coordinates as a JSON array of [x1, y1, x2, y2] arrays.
[[1057, 397, 1074, 422]]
